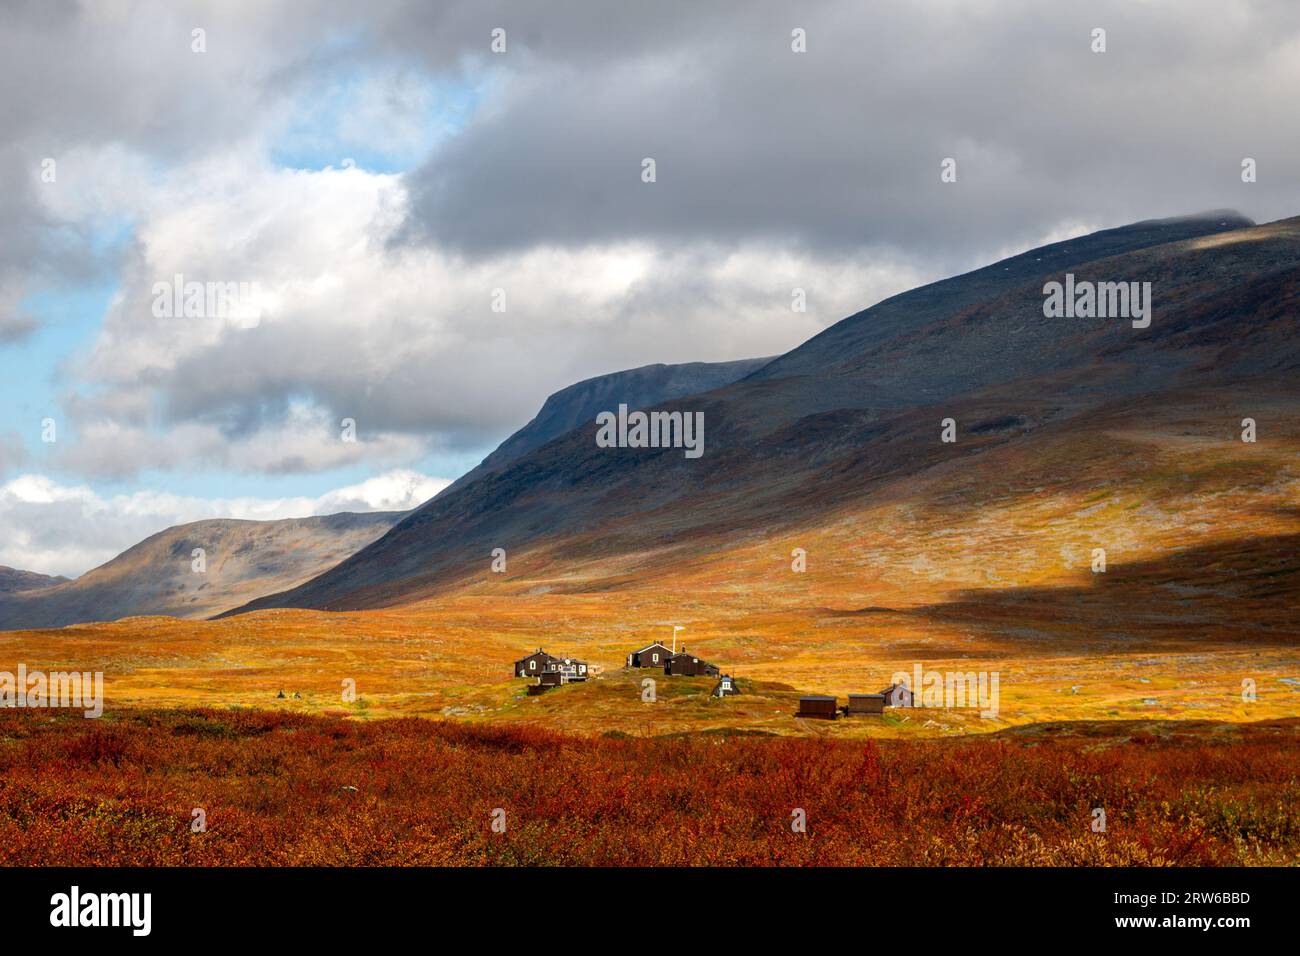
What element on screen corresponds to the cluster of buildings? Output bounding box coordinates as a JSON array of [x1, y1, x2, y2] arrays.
[[513, 638, 740, 698], [513, 649, 591, 696], [796, 683, 914, 720], [626, 640, 738, 698], [514, 639, 909, 717]]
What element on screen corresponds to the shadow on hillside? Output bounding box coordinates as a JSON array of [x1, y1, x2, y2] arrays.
[[911, 531, 1300, 648]]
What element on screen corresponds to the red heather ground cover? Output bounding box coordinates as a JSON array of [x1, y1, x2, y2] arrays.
[[1, 709, 1296, 866]]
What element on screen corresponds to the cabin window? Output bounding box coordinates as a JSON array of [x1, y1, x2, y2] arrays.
[[652, 654, 659, 663], [529, 660, 536, 670]]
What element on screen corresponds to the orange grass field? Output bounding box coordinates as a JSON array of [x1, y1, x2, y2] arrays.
[[1, 590, 1295, 737], [2, 708, 1298, 866]]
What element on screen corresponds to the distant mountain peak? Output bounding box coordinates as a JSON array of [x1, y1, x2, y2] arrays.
[[0, 512, 402, 630], [0, 566, 69, 595]]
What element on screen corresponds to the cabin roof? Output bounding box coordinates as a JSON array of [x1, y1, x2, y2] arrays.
[[516, 650, 559, 665]]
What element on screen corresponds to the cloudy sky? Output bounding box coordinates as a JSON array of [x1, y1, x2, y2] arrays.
[[3, 0, 1300, 576]]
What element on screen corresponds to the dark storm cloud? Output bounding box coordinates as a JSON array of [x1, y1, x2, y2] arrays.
[[8, 0, 1300, 327], [391, 0, 1300, 266]]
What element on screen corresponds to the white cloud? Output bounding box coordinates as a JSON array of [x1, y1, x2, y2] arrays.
[[54, 405, 430, 480], [0, 469, 446, 579], [314, 469, 449, 513], [50, 150, 927, 480]]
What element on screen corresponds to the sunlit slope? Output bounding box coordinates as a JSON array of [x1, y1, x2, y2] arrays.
[[231, 212, 1300, 615], [0, 512, 401, 629]]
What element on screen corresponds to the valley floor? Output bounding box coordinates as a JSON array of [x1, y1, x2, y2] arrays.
[[1, 592, 1296, 737], [3, 386, 1296, 739]]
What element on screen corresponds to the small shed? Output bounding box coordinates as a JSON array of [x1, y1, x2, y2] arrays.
[[628, 642, 674, 668], [879, 683, 914, 708], [845, 693, 886, 716], [514, 649, 557, 678], [538, 670, 564, 687], [797, 695, 839, 720], [711, 674, 740, 697]]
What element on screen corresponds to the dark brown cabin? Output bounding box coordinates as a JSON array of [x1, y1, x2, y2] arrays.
[[514, 649, 558, 678], [797, 695, 839, 720], [628, 642, 674, 668], [879, 683, 914, 707], [844, 693, 885, 715], [665, 649, 720, 677], [712, 674, 739, 697]]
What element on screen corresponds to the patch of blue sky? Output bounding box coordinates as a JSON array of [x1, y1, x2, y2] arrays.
[[2, 280, 124, 467], [268, 61, 484, 175], [1, 206, 136, 459]]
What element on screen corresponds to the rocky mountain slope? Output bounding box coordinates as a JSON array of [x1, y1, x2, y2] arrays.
[[0, 357, 770, 629], [230, 211, 1300, 617], [447, 357, 772, 492]]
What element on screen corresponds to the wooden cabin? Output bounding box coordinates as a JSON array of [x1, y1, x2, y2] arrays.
[[844, 693, 886, 716], [547, 657, 589, 682], [627, 642, 674, 668], [712, 674, 739, 697], [514, 649, 558, 678], [879, 683, 914, 707], [797, 695, 839, 720], [665, 649, 720, 677]]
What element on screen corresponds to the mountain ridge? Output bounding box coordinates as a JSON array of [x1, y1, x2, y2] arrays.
[[445, 356, 773, 493], [0, 357, 771, 630], [227, 210, 1299, 616], [0, 566, 69, 595], [0, 512, 402, 629]]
